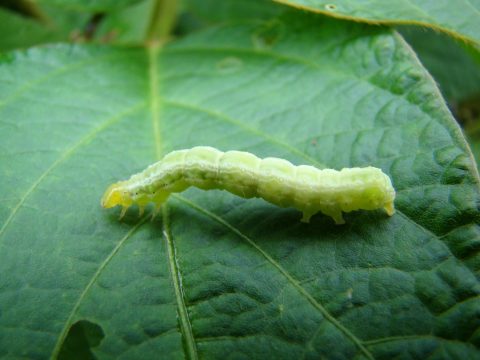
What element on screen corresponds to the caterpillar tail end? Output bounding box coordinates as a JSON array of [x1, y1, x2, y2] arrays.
[[384, 202, 395, 216], [150, 205, 162, 221]]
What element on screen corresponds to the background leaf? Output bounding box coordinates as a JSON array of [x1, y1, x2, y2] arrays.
[[395, 27, 480, 172], [0, 4, 88, 51], [274, 0, 480, 44], [36, 0, 145, 13], [467, 130, 480, 170], [93, 0, 156, 44], [399, 27, 480, 105], [0, 0, 156, 51], [183, 0, 283, 24], [0, 9, 479, 360]]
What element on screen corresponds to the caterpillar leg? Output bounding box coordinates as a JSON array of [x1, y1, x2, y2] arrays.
[[304, 208, 345, 225], [151, 204, 162, 221], [119, 206, 129, 220], [331, 212, 345, 225], [150, 193, 169, 221], [138, 205, 145, 217], [322, 208, 345, 225], [301, 211, 314, 223]]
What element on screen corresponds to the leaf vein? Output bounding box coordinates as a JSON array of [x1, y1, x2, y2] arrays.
[[0, 52, 128, 110], [173, 194, 374, 360], [162, 207, 198, 360], [163, 99, 325, 168], [0, 101, 146, 241], [148, 45, 198, 360], [50, 218, 148, 359], [162, 45, 451, 130]]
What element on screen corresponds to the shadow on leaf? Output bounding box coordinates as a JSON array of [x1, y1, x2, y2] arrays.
[[58, 320, 105, 360]]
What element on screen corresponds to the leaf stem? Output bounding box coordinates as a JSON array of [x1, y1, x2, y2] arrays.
[[13, 0, 50, 24], [145, 0, 178, 45]]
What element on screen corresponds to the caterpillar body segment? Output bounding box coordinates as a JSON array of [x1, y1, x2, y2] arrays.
[[101, 146, 396, 224]]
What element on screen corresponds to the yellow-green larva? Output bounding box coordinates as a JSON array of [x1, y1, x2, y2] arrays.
[[101, 146, 395, 224]]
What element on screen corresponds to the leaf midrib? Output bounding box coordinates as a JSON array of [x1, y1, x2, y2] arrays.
[[148, 45, 198, 360]]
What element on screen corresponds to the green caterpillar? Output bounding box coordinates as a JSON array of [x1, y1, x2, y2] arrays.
[[101, 146, 395, 224]]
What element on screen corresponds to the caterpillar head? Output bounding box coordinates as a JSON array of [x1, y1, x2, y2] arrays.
[[101, 182, 132, 208]]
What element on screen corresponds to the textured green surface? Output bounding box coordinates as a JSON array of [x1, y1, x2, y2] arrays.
[[275, 0, 480, 44], [1, 10, 480, 360]]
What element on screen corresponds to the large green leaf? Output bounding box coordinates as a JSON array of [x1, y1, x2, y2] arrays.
[[1, 11, 479, 360], [274, 0, 480, 44]]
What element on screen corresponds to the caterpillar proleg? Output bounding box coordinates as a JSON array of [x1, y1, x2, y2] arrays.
[[101, 146, 395, 224]]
